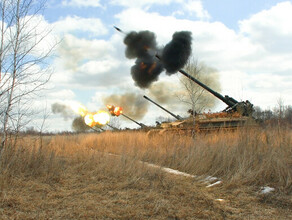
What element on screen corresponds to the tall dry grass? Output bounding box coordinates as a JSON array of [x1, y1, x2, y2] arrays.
[[0, 136, 62, 182], [0, 126, 291, 193], [1, 127, 292, 219], [75, 127, 292, 192]]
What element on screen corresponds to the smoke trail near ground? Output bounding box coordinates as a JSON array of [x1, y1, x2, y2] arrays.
[[72, 116, 90, 132], [148, 82, 179, 104], [51, 103, 74, 120], [103, 93, 148, 120], [123, 30, 192, 88], [147, 60, 222, 114]]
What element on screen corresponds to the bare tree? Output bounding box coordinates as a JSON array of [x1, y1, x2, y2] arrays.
[[274, 97, 286, 128], [178, 57, 221, 115], [275, 97, 285, 118], [0, 0, 56, 153], [284, 105, 292, 126]]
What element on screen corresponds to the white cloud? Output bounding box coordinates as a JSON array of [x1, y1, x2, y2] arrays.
[[239, 1, 292, 54], [172, 10, 185, 17], [53, 16, 107, 37], [110, 0, 182, 8], [48, 89, 76, 99], [181, 0, 210, 20], [3, 15, 57, 58], [78, 60, 117, 75], [111, 0, 209, 20], [115, 8, 192, 41], [62, 0, 102, 7], [50, 33, 132, 91], [57, 34, 114, 69]]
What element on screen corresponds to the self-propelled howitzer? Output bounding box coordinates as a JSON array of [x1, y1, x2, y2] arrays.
[[179, 69, 254, 116], [146, 55, 256, 135]]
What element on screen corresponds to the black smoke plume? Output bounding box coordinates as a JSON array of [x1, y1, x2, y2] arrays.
[[124, 31, 164, 88], [123, 30, 192, 88], [124, 30, 157, 59], [131, 57, 164, 88], [161, 31, 192, 74]]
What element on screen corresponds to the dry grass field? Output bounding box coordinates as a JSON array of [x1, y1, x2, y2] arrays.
[[0, 127, 292, 219]]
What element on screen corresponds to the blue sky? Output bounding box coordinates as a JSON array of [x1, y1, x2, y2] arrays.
[[203, 0, 283, 29], [25, 0, 292, 131], [44, 0, 284, 29]]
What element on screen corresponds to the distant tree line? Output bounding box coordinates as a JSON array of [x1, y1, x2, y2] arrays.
[[254, 104, 292, 127]]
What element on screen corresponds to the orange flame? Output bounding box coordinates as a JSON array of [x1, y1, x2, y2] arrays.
[[140, 62, 147, 69], [71, 103, 88, 117], [85, 110, 110, 127], [114, 106, 123, 116], [148, 62, 156, 74], [107, 105, 123, 117], [71, 103, 110, 128]]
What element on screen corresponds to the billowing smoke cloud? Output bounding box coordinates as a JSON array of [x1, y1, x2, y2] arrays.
[[148, 82, 178, 104], [103, 93, 148, 120], [124, 31, 164, 88], [51, 103, 74, 120], [124, 30, 158, 59], [72, 116, 90, 132], [131, 57, 164, 88], [123, 30, 192, 88], [161, 31, 192, 74]]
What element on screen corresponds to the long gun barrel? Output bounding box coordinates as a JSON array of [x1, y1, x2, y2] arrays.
[[155, 55, 254, 116], [122, 113, 146, 128], [154, 54, 239, 109], [143, 95, 183, 120], [107, 124, 119, 130], [178, 69, 238, 108], [89, 126, 104, 132]]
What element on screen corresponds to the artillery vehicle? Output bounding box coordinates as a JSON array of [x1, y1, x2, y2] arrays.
[[147, 65, 255, 135]]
